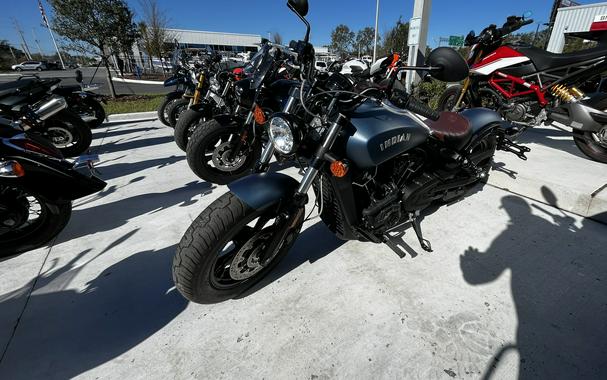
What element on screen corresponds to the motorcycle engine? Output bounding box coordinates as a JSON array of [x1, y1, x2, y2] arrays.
[[501, 100, 543, 124]]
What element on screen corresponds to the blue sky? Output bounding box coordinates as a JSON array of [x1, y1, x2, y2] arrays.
[[0, 0, 596, 54]]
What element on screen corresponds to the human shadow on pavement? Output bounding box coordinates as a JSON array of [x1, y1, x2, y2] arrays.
[[56, 180, 214, 243], [460, 191, 607, 379], [0, 244, 186, 380]]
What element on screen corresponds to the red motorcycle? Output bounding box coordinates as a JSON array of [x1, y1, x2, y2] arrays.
[[438, 15, 607, 163]]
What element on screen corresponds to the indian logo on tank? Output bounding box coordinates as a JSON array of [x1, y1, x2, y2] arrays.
[[380, 133, 411, 151]]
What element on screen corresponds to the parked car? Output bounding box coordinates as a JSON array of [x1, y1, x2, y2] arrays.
[[11, 61, 47, 72]]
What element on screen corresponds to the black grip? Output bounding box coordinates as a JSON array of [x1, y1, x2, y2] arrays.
[[405, 95, 440, 121], [522, 18, 534, 26]]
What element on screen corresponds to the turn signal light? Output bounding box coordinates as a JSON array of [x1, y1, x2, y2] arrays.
[[330, 160, 349, 178], [254, 105, 266, 125], [0, 161, 25, 178]]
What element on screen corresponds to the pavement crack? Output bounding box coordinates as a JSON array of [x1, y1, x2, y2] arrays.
[[0, 242, 54, 365], [590, 183, 607, 198]]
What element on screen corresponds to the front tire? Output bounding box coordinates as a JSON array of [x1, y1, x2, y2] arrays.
[[572, 130, 607, 163], [157, 92, 184, 126], [42, 110, 92, 157], [172, 192, 302, 303], [186, 120, 261, 185], [166, 98, 190, 128], [437, 84, 466, 112], [174, 108, 207, 151]]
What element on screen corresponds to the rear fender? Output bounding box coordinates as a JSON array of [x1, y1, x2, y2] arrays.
[[228, 173, 298, 211]]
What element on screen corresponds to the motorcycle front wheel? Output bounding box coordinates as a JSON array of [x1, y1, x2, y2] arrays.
[[172, 192, 303, 303], [42, 110, 92, 157], [186, 120, 261, 185], [157, 92, 184, 126], [166, 98, 190, 128], [174, 108, 207, 151], [0, 186, 72, 258]]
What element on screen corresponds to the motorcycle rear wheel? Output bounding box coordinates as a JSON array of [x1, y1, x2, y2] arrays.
[[42, 110, 92, 157], [572, 130, 607, 163], [0, 187, 72, 258], [172, 192, 302, 303]]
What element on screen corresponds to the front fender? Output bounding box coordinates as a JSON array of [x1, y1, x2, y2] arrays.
[[228, 172, 298, 210]]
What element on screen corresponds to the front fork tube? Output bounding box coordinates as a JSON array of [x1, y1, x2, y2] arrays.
[[228, 111, 254, 161], [454, 77, 471, 110]]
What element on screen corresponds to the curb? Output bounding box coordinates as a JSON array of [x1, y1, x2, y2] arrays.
[[104, 111, 158, 125], [112, 77, 164, 85]]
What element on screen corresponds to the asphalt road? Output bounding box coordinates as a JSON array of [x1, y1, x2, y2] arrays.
[[0, 67, 167, 96]]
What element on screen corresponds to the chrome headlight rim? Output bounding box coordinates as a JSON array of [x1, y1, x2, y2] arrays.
[[268, 115, 295, 155]]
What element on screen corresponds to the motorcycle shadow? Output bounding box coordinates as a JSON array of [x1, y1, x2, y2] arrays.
[[0, 244, 187, 380]]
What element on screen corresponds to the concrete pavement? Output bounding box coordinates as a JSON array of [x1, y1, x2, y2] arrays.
[[0, 120, 605, 379]]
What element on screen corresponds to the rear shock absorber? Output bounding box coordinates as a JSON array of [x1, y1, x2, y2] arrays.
[[550, 84, 585, 103]]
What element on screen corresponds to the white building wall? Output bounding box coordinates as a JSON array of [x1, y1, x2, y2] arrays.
[[166, 29, 262, 48], [547, 2, 607, 53]]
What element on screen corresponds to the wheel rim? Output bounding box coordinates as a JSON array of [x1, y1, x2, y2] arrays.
[[45, 126, 75, 148], [201, 131, 251, 174], [593, 126, 607, 149], [209, 213, 300, 289], [0, 187, 47, 244], [187, 118, 207, 140]]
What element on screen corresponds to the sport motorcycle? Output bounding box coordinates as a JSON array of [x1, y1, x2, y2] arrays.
[[171, 0, 529, 304], [437, 14, 607, 163]]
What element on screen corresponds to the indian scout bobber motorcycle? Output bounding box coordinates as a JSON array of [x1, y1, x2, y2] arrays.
[[0, 117, 106, 258], [437, 14, 607, 163], [171, 0, 529, 304]]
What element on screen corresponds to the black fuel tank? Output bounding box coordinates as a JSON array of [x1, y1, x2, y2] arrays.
[[345, 100, 429, 169]]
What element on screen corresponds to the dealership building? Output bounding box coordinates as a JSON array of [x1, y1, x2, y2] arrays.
[[547, 2, 607, 52]]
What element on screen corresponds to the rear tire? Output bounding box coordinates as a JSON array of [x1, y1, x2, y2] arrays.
[[42, 110, 92, 157], [166, 98, 190, 128], [572, 130, 607, 163], [186, 120, 261, 185], [172, 192, 302, 303], [174, 108, 207, 151], [72, 97, 106, 129]]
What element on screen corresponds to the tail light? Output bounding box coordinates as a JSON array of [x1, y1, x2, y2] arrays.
[[9, 135, 63, 158]]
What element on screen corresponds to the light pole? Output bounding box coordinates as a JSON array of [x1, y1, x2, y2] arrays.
[[373, 0, 380, 63]]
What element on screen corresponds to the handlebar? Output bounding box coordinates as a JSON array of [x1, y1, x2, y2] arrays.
[[393, 89, 440, 121]]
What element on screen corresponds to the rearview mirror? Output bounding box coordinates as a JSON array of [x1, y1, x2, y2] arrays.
[[427, 47, 469, 82], [75, 69, 83, 83], [523, 10, 533, 19], [287, 0, 308, 17]]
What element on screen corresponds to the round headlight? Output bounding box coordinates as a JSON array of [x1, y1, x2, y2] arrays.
[[269, 117, 294, 155]]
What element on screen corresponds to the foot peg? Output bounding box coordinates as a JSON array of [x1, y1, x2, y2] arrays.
[[411, 215, 433, 252], [498, 137, 530, 160]]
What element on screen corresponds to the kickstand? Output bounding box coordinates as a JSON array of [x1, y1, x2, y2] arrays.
[[411, 216, 433, 252]]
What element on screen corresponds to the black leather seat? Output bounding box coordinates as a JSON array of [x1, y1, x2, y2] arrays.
[[0, 79, 37, 99], [515, 45, 607, 72]]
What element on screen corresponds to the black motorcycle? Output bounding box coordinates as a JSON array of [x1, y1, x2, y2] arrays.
[[0, 117, 106, 258], [157, 65, 197, 127], [0, 77, 92, 157], [171, 0, 530, 304], [184, 43, 298, 185], [52, 70, 106, 129], [173, 66, 243, 151]]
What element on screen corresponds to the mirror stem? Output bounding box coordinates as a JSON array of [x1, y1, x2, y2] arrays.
[[288, 5, 311, 43]]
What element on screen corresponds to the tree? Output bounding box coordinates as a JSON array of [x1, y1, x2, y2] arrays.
[[0, 40, 25, 70], [138, 0, 174, 74], [272, 32, 283, 45], [50, 0, 139, 98], [381, 17, 409, 56], [355, 27, 378, 57], [330, 24, 355, 59]]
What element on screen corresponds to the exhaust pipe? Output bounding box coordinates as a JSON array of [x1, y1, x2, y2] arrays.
[[33, 96, 68, 121]]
